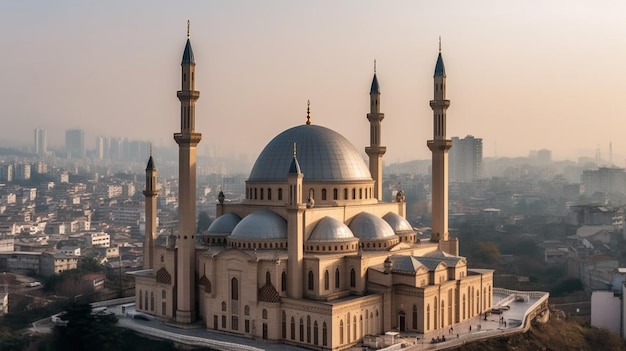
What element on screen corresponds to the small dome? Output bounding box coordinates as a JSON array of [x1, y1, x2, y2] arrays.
[[308, 217, 355, 242], [383, 212, 414, 234], [349, 212, 396, 240], [248, 125, 372, 182], [206, 212, 241, 236], [230, 209, 287, 240]]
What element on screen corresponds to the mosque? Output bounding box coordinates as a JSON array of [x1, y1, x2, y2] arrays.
[[131, 29, 494, 350]]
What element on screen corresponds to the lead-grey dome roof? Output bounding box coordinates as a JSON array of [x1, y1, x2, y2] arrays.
[[206, 212, 241, 236], [349, 212, 396, 240], [383, 212, 415, 234], [248, 124, 372, 182], [308, 217, 356, 242], [230, 209, 287, 240]]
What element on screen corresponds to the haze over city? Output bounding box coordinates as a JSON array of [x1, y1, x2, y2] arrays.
[[1, 1, 626, 163]]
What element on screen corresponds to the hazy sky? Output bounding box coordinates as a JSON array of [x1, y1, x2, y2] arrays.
[[1, 1, 626, 163]]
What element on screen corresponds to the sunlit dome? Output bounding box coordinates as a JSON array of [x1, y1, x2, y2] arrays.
[[349, 212, 396, 240], [229, 209, 287, 240], [382, 212, 415, 234], [248, 124, 372, 182], [308, 217, 356, 242]]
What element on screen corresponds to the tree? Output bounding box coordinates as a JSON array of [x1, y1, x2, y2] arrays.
[[197, 211, 212, 233], [53, 303, 120, 351]]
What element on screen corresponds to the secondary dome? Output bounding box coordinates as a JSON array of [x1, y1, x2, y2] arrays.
[[308, 217, 356, 242], [349, 212, 396, 240], [229, 209, 287, 240], [206, 212, 241, 236], [383, 212, 414, 234], [248, 124, 372, 182]]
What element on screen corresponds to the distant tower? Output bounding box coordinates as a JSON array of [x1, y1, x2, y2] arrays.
[[365, 61, 386, 201], [173, 22, 202, 323], [34, 128, 47, 156], [143, 150, 158, 269], [65, 129, 85, 158], [427, 40, 458, 255]]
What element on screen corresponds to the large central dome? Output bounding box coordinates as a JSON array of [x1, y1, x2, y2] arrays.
[[248, 125, 372, 182]]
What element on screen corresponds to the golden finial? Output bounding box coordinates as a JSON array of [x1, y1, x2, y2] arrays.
[[149, 143, 153, 157], [374, 59, 377, 74], [306, 100, 311, 125], [438, 36, 441, 52], [187, 20, 190, 39], [293, 143, 297, 157]]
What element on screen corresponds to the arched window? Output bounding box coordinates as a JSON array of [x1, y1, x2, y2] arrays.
[[462, 294, 466, 320], [322, 322, 327, 346], [231, 278, 239, 300], [434, 296, 438, 330], [350, 268, 356, 287], [282, 311, 287, 338], [324, 270, 329, 290], [254, 188, 257, 200], [347, 313, 351, 342], [299, 318, 304, 342], [314, 321, 318, 345], [352, 188, 356, 199], [426, 304, 430, 331], [333, 188, 338, 200], [441, 300, 445, 328], [244, 305, 250, 316], [448, 289, 453, 324], [344, 189, 348, 200], [290, 317, 295, 340], [266, 271, 271, 285], [321, 189, 327, 201], [335, 268, 340, 288], [353, 315, 357, 340], [308, 270, 314, 290], [281, 271, 287, 292], [339, 320, 344, 344], [139, 290, 143, 309], [268, 188, 272, 200], [278, 188, 283, 201], [262, 309, 268, 319], [412, 305, 417, 329], [306, 316, 311, 343], [260, 188, 264, 200], [221, 301, 227, 311], [150, 292, 154, 311]]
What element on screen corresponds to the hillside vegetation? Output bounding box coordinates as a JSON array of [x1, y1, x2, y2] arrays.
[[451, 316, 626, 351]]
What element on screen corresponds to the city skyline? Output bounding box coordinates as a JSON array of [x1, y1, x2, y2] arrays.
[[1, 1, 626, 163]]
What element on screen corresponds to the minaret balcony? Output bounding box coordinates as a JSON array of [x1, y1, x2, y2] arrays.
[[427, 139, 452, 151], [429, 100, 450, 109], [177, 90, 200, 100], [174, 132, 202, 146]]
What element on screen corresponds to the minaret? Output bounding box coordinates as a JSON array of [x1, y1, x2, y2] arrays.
[[287, 141, 305, 298], [174, 21, 201, 323], [365, 61, 386, 201], [142, 148, 158, 269], [427, 40, 458, 255]]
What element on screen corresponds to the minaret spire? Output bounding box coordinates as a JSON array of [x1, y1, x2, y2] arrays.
[[187, 20, 190, 38], [174, 23, 202, 323], [365, 62, 386, 201], [306, 100, 311, 125], [427, 42, 458, 255]]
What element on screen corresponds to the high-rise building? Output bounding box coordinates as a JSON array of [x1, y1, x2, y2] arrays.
[[0, 164, 12, 182], [65, 129, 85, 158], [95, 136, 105, 160], [449, 135, 483, 182], [132, 31, 493, 350], [34, 128, 47, 156]]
